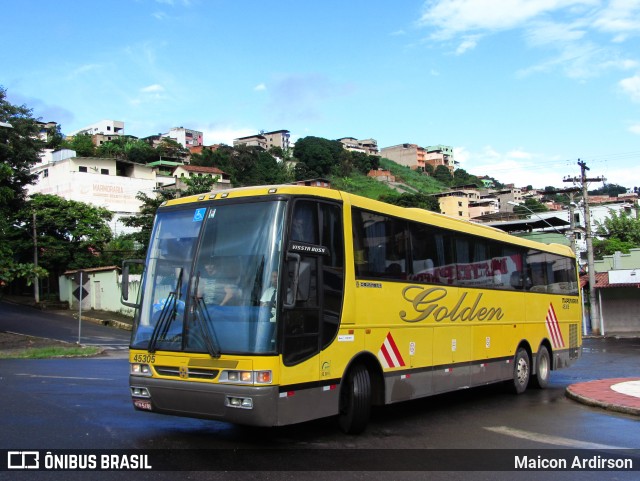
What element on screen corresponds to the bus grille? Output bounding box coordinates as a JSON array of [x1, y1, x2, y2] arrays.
[[154, 366, 220, 380], [569, 324, 579, 359]]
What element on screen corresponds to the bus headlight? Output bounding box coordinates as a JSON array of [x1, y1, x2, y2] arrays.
[[130, 386, 151, 398], [220, 370, 272, 384], [225, 396, 254, 409], [130, 363, 152, 376]]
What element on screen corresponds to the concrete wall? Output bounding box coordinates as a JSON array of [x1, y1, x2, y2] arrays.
[[59, 269, 140, 317], [598, 288, 640, 335]]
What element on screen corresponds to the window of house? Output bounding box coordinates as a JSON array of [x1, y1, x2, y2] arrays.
[[79, 166, 88, 173], [101, 169, 109, 175], [42, 169, 49, 178]]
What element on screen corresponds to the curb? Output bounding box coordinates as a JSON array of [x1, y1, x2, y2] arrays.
[[80, 316, 132, 331], [566, 379, 640, 417]]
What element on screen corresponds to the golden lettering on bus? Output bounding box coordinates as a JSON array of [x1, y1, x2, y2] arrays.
[[399, 286, 505, 323]]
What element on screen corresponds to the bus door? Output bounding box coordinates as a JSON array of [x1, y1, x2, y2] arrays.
[[279, 199, 345, 420]]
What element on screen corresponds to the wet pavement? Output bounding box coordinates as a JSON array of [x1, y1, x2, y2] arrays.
[[2, 294, 638, 417]]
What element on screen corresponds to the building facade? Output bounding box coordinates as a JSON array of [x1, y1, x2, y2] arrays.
[[172, 165, 231, 190], [424, 145, 455, 173], [379, 144, 426, 170], [162, 127, 204, 149], [338, 137, 379, 155], [234, 130, 291, 152], [28, 151, 159, 234], [68, 120, 125, 138]]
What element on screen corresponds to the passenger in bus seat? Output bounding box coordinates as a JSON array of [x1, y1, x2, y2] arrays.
[[200, 260, 240, 306]]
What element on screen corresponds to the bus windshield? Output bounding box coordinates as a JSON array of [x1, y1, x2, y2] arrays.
[[131, 200, 286, 355]]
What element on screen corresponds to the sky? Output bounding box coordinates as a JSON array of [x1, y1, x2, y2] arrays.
[[2, 0, 640, 189]]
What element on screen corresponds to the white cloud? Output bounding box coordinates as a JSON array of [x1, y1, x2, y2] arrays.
[[619, 74, 640, 102], [418, 0, 640, 80], [152, 11, 169, 21], [141, 84, 165, 93], [592, 0, 640, 36], [419, 0, 593, 40], [455, 145, 573, 188], [254, 83, 267, 91], [455, 35, 480, 55], [68, 63, 102, 79], [629, 123, 640, 135]]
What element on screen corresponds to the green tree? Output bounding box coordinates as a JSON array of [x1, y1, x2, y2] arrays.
[[589, 183, 628, 197], [156, 137, 188, 161], [45, 124, 65, 150], [125, 139, 158, 164], [181, 175, 217, 196], [452, 168, 482, 187], [62, 133, 96, 157], [12, 195, 113, 273], [593, 209, 640, 258], [379, 192, 440, 212], [433, 165, 453, 185], [593, 237, 636, 258], [423, 164, 434, 176], [121, 190, 176, 256], [99, 234, 138, 268], [293, 136, 343, 178], [512, 198, 549, 217], [191, 145, 234, 171], [0, 87, 47, 286]]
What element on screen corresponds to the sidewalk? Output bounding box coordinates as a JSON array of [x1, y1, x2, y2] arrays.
[[1, 294, 133, 331], [566, 378, 640, 417]]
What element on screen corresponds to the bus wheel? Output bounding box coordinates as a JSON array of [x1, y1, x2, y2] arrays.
[[531, 345, 550, 389], [338, 364, 372, 434], [511, 347, 530, 394]]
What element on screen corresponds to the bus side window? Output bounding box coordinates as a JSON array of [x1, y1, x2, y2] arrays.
[[352, 208, 407, 280]]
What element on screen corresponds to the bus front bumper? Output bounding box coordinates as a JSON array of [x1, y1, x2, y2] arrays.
[[130, 376, 279, 427]]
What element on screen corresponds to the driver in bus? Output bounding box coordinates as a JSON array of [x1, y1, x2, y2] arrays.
[[199, 260, 239, 306]]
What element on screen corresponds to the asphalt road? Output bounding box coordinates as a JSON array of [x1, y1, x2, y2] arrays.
[[1, 301, 638, 480], [0, 300, 130, 351]]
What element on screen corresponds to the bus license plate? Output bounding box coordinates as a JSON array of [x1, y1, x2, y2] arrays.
[[133, 399, 152, 411]]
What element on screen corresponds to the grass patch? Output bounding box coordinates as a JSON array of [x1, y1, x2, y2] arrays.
[[0, 345, 103, 359]]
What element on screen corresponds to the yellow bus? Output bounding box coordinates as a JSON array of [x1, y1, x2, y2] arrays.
[[122, 185, 582, 433]]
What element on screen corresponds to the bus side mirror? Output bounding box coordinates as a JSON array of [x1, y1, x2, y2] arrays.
[[121, 259, 145, 308]]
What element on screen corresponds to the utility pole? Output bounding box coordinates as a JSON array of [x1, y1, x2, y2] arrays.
[[563, 160, 605, 335], [33, 211, 40, 304], [567, 191, 577, 255]]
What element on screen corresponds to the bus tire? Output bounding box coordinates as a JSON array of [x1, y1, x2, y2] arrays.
[[531, 345, 550, 389], [338, 364, 372, 434], [511, 347, 530, 394]]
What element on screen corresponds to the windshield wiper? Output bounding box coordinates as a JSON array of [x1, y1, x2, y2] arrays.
[[192, 273, 221, 358], [148, 267, 183, 353]]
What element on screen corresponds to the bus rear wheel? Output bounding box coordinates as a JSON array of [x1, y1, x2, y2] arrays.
[[338, 364, 372, 434], [531, 345, 550, 389], [511, 347, 530, 394]]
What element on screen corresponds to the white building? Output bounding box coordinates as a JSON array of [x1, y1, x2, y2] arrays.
[[162, 127, 203, 149], [68, 120, 125, 137], [233, 130, 291, 151], [28, 150, 161, 235]]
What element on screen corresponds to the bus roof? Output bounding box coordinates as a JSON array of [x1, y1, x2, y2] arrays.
[[162, 184, 575, 258]]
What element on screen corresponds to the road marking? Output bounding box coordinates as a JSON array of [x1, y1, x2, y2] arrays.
[[485, 426, 627, 450], [15, 374, 113, 381]]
